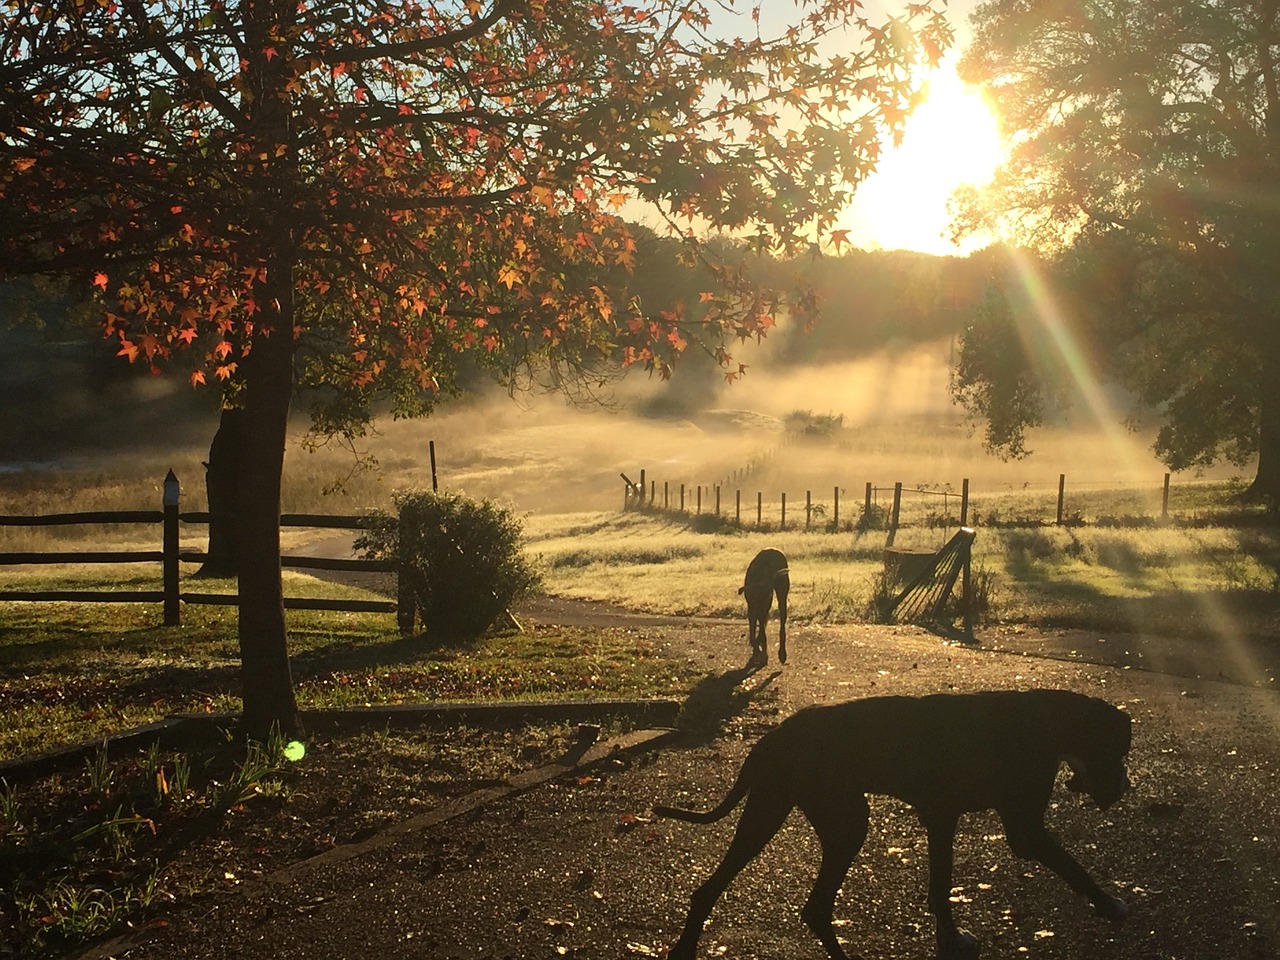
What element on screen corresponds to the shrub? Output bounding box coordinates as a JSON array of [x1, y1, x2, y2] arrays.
[[856, 503, 889, 532], [357, 492, 541, 639]]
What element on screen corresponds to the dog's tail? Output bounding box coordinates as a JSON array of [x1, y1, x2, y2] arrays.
[[653, 785, 747, 824], [653, 757, 756, 824]]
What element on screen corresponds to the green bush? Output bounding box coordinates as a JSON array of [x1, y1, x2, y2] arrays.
[[357, 492, 541, 639]]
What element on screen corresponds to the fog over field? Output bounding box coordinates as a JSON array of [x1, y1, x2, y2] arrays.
[[0, 335, 1249, 518], [342, 341, 1247, 516]]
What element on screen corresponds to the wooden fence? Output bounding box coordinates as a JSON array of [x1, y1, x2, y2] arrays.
[[622, 469, 1215, 533], [622, 468, 971, 539], [0, 470, 395, 626]]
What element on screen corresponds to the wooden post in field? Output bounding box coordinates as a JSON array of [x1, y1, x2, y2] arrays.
[[960, 478, 970, 526], [757, 491, 763, 526], [806, 490, 812, 530], [735, 490, 741, 524], [887, 482, 902, 547], [1057, 474, 1066, 524], [1162, 473, 1170, 521], [639, 469, 646, 505], [680, 483, 685, 511], [664, 481, 669, 510], [650, 479, 655, 504], [962, 531, 974, 642], [715, 485, 721, 516], [781, 492, 787, 529], [429, 440, 438, 492], [864, 482, 872, 518], [696, 485, 702, 515], [833, 486, 840, 529], [163, 470, 180, 627]]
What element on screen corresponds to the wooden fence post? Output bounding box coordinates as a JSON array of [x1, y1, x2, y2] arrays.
[[664, 481, 669, 510], [806, 490, 812, 530], [781, 492, 787, 529], [735, 490, 741, 524], [429, 440, 438, 492], [1057, 473, 1066, 524], [715, 485, 721, 516], [696, 485, 702, 515], [960, 478, 970, 526], [397, 504, 417, 636], [680, 483, 685, 511], [1162, 473, 1170, 521], [163, 470, 180, 627], [833, 486, 840, 530], [962, 531, 974, 641], [887, 482, 902, 547], [756, 491, 762, 527], [639, 469, 646, 505], [864, 482, 872, 519]]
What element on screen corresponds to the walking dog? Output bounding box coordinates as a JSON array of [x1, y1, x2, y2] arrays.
[[655, 689, 1132, 960], [739, 548, 789, 663]]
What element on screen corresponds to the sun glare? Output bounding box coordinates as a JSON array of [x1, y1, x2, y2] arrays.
[[840, 60, 1005, 256]]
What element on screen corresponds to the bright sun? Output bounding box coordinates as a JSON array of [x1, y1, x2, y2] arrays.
[[839, 59, 1006, 256]]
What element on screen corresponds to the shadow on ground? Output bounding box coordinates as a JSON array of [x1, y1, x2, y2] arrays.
[[674, 657, 780, 742]]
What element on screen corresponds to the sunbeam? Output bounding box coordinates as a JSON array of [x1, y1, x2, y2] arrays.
[[1007, 250, 1276, 695]]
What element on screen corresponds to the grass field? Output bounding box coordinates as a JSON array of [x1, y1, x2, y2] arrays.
[[2, 395, 1276, 761], [3, 494, 1276, 763]]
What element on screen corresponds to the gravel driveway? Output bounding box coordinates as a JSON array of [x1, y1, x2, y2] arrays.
[[86, 612, 1280, 960]]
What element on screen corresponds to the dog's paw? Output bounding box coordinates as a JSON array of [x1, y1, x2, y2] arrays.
[[1096, 895, 1129, 925], [938, 929, 981, 959]]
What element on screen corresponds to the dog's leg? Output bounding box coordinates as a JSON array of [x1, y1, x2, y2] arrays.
[[746, 589, 768, 661], [799, 794, 869, 960], [923, 814, 981, 959], [774, 576, 789, 664], [1001, 814, 1128, 924], [666, 792, 792, 960]]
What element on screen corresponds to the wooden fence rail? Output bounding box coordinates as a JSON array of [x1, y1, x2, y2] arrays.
[[0, 471, 395, 625]]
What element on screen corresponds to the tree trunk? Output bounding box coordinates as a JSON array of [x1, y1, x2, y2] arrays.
[[235, 296, 303, 742], [1246, 331, 1280, 505], [195, 407, 246, 578], [234, 0, 303, 742]]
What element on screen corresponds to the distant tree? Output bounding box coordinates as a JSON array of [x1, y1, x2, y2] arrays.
[[954, 0, 1280, 499], [1, 0, 950, 739], [950, 279, 1054, 459]]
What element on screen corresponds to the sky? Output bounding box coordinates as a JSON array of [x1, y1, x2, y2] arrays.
[[762, 0, 1001, 257], [838, 53, 1004, 256]]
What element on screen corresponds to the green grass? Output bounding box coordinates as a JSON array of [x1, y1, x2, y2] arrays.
[[2, 472, 1277, 763], [528, 508, 1280, 640], [0, 570, 699, 763]]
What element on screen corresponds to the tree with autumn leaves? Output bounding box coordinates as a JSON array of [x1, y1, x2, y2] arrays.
[[1, 0, 950, 739]]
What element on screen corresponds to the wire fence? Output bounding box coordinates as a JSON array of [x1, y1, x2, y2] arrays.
[[621, 467, 1272, 533]]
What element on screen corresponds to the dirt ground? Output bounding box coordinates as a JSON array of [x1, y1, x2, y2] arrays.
[[68, 599, 1280, 960]]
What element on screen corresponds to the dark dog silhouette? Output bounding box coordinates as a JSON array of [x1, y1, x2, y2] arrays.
[[739, 548, 789, 663], [655, 690, 1132, 960]]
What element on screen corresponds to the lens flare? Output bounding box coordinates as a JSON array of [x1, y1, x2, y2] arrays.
[[1007, 250, 1275, 696]]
